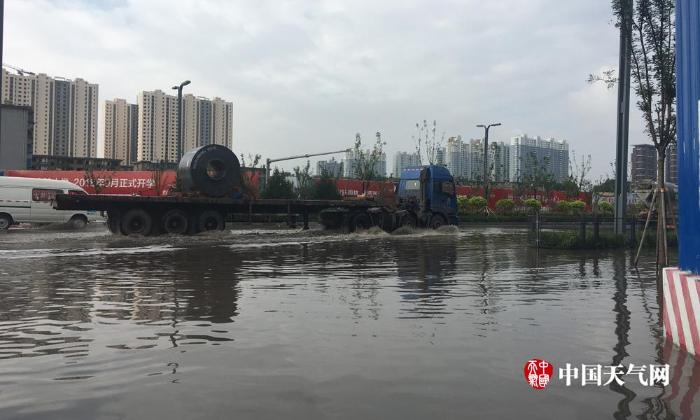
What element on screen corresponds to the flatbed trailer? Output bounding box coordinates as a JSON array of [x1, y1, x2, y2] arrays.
[[54, 193, 398, 235], [52, 145, 458, 236]]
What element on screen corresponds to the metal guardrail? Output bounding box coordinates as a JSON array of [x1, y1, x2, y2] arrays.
[[528, 215, 641, 249]]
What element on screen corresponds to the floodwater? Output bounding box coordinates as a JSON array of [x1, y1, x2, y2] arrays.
[[0, 224, 697, 419]]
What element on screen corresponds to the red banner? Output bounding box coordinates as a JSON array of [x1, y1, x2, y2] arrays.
[[5, 170, 177, 196], [4, 170, 590, 207]]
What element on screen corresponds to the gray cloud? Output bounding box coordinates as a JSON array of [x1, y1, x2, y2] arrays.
[[5, 0, 645, 178]]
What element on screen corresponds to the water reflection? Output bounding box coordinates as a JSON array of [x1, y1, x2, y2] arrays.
[[0, 228, 697, 419], [610, 252, 635, 419]]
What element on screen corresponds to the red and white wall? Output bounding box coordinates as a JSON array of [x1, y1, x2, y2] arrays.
[[663, 267, 700, 359]]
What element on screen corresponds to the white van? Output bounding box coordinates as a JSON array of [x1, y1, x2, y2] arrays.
[[0, 176, 101, 231]]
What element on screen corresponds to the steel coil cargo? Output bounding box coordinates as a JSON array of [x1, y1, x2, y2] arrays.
[[177, 145, 241, 197]]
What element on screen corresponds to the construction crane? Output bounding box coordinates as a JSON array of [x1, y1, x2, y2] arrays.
[[264, 148, 351, 188], [2, 63, 35, 76]]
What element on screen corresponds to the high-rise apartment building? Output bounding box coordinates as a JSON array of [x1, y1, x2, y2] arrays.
[[393, 151, 421, 177], [316, 158, 344, 177], [182, 95, 234, 153], [137, 90, 233, 163], [137, 90, 179, 163], [103, 98, 139, 165], [211, 97, 233, 149], [467, 139, 485, 181], [2, 67, 98, 157], [509, 134, 569, 183], [489, 141, 511, 183], [445, 137, 462, 177], [631, 143, 657, 186]]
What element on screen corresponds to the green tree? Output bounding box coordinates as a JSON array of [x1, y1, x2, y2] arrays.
[[313, 171, 342, 200], [593, 178, 616, 193], [522, 152, 555, 200], [569, 150, 592, 197], [412, 119, 445, 165], [262, 168, 295, 199], [590, 0, 676, 266], [352, 132, 386, 194], [293, 161, 314, 199]]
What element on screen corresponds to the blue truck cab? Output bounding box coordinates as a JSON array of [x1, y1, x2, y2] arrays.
[[397, 165, 458, 228]]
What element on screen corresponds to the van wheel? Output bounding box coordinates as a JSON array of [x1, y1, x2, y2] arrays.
[[121, 209, 153, 236], [0, 214, 12, 231], [69, 215, 88, 230], [198, 210, 225, 232], [162, 209, 189, 234]]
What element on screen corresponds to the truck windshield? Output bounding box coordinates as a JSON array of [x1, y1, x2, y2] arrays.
[[404, 180, 420, 190]]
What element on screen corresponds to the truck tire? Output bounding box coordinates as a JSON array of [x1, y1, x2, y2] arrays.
[[198, 210, 225, 232], [163, 209, 189, 234], [68, 215, 88, 230], [350, 212, 372, 232], [0, 214, 12, 231], [400, 213, 418, 228], [121, 209, 153, 236], [107, 211, 121, 234], [430, 214, 446, 229]]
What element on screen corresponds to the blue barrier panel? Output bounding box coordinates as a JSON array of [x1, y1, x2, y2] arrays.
[[677, 0, 700, 274]]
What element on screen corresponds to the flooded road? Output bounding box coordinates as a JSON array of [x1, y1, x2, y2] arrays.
[[0, 225, 697, 419]]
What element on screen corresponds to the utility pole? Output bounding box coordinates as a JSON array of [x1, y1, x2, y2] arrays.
[[172, 80, 190, 162], [264, 148, 351, 189], [614, 0, 633, 234], [476, 122, 501, 200], [0, 0, 4, 144]]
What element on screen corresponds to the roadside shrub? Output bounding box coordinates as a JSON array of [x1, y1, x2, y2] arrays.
[[556, 200, 572, 214], [523, 199, 541, 214], [457, 196, 471, 214], [495, 199, 515, 214], [467, 196, 488, 213], [570, 200, 586, 216], [538, 231, 626, 249], [597, 201, 614, 215]]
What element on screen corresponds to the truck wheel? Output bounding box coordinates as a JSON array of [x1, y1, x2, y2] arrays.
[[350, 213, 372, 232], [198, 210, 225, 231], [400, 213, 418, 228], [430, 214, 446, 229], [163, 209, 189, 234], [0, 214, 12, 231], [68, 215, 88, 230], [107, 212, 121, 234], [121, 209, 153, 236]]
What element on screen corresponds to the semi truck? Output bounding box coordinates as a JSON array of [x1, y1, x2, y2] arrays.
[[54, 145, 458, 236]]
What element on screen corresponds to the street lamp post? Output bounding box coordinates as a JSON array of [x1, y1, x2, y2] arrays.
[[172, 80, 191, 162], [476, 122, 501, 200]]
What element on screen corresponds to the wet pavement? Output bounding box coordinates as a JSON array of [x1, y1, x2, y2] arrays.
[[0, 224, 697, 419]]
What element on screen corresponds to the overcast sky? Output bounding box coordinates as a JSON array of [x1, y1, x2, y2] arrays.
[[5, 0, 647, 178]]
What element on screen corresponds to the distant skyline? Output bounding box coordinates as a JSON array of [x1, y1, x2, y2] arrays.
[[4, 0, 648, 179]]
